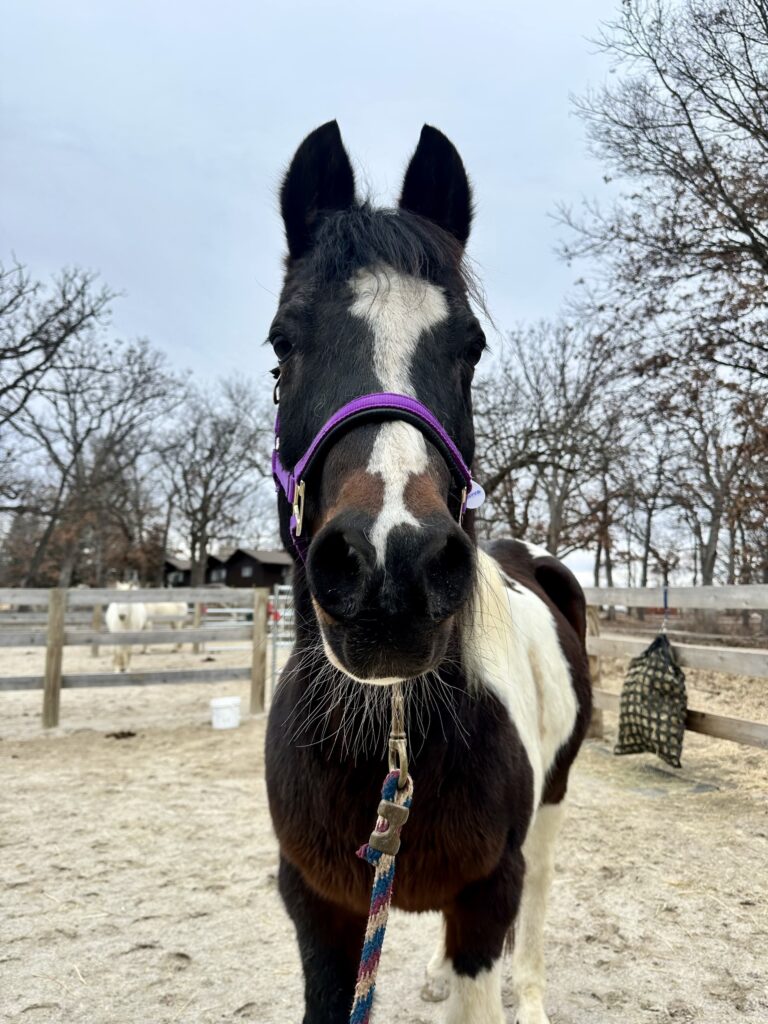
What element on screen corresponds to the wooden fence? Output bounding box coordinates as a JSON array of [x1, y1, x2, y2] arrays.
[[584, 585, 768, 751], [0, 587, 269, 728], [3, 583, 767, 748]]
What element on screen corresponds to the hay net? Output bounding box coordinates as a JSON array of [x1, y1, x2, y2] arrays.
[[614, 633, 687, 768]]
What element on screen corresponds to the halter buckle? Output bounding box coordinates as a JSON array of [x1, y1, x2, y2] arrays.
[[292, 479, 306, 537]]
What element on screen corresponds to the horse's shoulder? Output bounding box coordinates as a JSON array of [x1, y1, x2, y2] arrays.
[[482, 538, 586, 644]]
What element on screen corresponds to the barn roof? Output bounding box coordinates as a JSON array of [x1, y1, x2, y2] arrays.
[[164, 555, 191, 571], [226, 547, 292, 567]]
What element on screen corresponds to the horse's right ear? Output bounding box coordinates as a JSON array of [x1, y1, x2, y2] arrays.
[[280, 121, 356, 260]]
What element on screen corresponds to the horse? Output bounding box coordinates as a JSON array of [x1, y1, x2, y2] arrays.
[[264, 121, 591, 1024], [105, 582, 147, 673], [141, 599, 188, 653]]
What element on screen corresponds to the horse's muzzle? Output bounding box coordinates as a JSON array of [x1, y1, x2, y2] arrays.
[[307, 511, 475, 681]]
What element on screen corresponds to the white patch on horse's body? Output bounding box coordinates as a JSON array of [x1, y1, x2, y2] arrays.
[[512, 802, 564, 1024], [463, 548, 579, 808], [445, 960, 505, 1024], [350, 266, 448, 564], [421, 928, 451, 1003], [521, 539, 551, 561]]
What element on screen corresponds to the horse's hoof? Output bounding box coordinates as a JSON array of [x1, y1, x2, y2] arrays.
[[420, 976, 450, 1003]]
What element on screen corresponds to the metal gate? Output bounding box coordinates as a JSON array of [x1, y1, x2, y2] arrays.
[[269, 584, 295, 694]]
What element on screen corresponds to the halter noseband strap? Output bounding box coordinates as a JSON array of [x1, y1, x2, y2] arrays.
[[272, 391, 484, 559]]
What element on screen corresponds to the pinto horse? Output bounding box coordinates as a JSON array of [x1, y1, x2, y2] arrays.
[[265, 121, 591, 1024]]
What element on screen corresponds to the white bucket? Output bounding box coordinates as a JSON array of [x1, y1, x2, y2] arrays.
[[210, 696, 241, 730]]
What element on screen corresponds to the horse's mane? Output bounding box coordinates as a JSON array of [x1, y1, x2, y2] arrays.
[[308, 203, 487, 315]]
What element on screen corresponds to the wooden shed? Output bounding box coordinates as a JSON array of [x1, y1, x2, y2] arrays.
[[163, 555, 191, 588], [224, 548, 292, 589], [205, 554, 228, 586]]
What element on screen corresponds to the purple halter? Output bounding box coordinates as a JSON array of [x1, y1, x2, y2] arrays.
[[272, 391, 484, 559]]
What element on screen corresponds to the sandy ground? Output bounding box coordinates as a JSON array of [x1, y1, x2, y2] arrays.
[[1, 643, 767, 1024]]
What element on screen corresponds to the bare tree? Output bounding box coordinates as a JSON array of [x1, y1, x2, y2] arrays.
[[663, 373, 765, 586], [561, 0, 768, 382], [8, 336, 177, 585], [167, 378, 274, 585], [0, 261, 114, 507], [475, 320, 622, 556]]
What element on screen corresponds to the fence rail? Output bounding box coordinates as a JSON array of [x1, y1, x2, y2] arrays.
[[583, 584, 768, 610], [587, 635, 768, 678], [587, 584, 768, 751], [0, 586, 269, 727], [0, 625, 255, 648]]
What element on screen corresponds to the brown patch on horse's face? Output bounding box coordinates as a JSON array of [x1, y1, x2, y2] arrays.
[[403, 469, 451, 519], [315, 467, 385, 534]]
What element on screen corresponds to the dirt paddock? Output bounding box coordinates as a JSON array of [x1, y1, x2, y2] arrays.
[[1, 645, 767, 1023]]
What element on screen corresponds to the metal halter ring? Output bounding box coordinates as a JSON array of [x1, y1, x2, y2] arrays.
[[388, 733, 409, 789]]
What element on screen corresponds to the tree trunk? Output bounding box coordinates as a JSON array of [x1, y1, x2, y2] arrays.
[[726, 522, 737, 586], [603, 529, 615, 620], [593, 538, 602, 588], [190, 528, 208, 586], [58, 540, 79, 588], [23, 502, 62, 586]]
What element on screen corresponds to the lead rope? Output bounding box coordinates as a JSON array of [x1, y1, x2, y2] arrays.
[[349, 684, 413, 1024]]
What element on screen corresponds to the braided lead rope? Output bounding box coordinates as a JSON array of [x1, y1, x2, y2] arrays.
[[349, 768, 414, 1024]]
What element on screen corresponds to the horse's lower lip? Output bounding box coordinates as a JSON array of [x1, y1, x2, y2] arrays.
[[320, 620, 451, 683]]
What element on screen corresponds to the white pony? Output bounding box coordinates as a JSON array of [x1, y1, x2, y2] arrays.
[[142, 599, 189, 653], [105, 582, 147, 673]]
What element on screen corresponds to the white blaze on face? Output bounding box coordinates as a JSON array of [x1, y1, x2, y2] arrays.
[[350, 266, 449, 564]]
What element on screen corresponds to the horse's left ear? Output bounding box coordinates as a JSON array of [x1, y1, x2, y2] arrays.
[[398, 125, 473, 246], [280, 120, 356, 260]]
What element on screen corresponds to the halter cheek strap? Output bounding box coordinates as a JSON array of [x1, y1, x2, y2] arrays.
[[272, 391, 484, 559]]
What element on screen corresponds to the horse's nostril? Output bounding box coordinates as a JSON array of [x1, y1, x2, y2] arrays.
[[307, 522, 375, 620], [421, 527, 475, 621]]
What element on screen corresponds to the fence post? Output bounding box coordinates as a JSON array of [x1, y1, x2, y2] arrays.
[[43, 588, 66, 728], [250, 588, 268, 714], [91, 603, 102, 658], [586, 605, 604, 739], [192, 602, 202, 654]]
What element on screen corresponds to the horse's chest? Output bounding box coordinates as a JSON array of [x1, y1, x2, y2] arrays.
[[266, 687, 534, 916]]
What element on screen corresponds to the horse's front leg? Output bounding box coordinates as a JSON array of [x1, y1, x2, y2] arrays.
[[443, 846, 525, 1024], [278, 855, 366, 1024], [511, 801, 565, 1024]]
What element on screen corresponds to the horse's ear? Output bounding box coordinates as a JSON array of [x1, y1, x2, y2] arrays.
[[398, 125, 473, 246], [280, 120, 356, 260]]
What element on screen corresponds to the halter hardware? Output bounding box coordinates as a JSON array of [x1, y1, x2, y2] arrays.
[[292, 479, 306, 538]]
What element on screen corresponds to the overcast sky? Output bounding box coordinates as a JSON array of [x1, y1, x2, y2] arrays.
[[1, 0, 619, 386]]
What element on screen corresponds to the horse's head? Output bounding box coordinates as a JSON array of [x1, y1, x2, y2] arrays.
[[271, 121, 485, 684]]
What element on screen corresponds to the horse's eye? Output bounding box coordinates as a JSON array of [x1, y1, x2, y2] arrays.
[[465, 332, 486, 366], [271, 333, 294, 362]]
